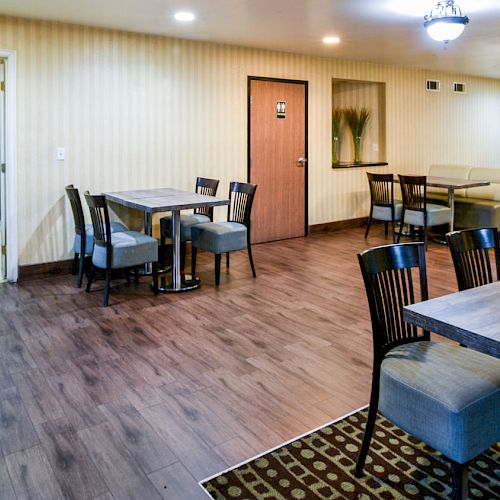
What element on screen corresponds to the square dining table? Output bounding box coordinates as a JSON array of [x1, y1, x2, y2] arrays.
[[403, 281, 500, 358], [396, 176, 490, 232], [105, 188, 229, 292]]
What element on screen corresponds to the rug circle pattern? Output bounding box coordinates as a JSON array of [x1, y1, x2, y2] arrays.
[[202, 408, 500, 499]]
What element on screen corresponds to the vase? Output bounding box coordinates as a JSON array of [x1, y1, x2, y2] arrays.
[[332, 136, 339, 164], [353, 136, 362, 164]]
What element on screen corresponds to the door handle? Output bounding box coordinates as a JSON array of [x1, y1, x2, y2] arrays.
[[297, 157, 307, 167]]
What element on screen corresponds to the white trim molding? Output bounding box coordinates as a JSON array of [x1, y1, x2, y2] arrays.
[[0, 49, 18, 282]]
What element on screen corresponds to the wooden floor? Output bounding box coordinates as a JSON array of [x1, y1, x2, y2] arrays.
[[0, 226, 459, 499]]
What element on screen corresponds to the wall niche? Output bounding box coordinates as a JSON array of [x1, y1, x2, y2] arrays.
[[332, 78, 387, 167]]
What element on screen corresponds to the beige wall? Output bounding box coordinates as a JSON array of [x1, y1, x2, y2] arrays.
[[1, 16, 500, 266]]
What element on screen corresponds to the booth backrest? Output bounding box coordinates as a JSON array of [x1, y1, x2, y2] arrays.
[[428, 164, 472, 197], [466, 167, 500, 201]]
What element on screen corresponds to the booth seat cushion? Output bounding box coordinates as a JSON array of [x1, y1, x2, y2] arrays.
[[403, 204, 450, 227], [428, 164, 472, 197], [380, 341, 500, 464], [372, 202, 402, 222], [160, 213, 211, 242], [92, 230, 158, 269], [74, 222, 127, 255], [191, 222, 247, 254], [454, 198, 500, 228]]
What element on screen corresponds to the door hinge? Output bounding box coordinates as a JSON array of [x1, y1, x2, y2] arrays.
[[0, 81, 4, 92], [1, 164, 5, 174], [1, 245, 6, 256]]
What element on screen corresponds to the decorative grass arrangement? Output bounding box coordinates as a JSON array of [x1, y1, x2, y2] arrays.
[[332, 108, 343, 164], [344, 107, 371, 163]]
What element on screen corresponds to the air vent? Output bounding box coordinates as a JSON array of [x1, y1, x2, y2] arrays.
[[426, 80, 440, 92], [453, 82, 466, 93]]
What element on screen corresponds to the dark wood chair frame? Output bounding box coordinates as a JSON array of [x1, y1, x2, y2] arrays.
[[191, 181, 257, 286], [84, 192, 158, 306], [446, 227, 500, 291], [397, 175, 430, 250], [65, 184, 87, 288], [355, 242, 471, 498], [365, 172, 397, 243], [160, 177, 219, 271]]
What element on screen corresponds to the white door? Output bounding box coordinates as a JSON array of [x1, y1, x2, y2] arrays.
[[0, 59, 6, 281]]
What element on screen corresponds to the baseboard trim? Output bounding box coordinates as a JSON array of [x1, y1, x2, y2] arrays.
[[19, 259, 74, 281], [310, 217, 368, 234]]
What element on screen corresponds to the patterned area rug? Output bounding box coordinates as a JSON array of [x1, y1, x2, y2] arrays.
[[201, 408, 500, 499]]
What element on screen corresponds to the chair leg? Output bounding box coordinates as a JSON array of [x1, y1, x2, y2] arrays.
[[103, 268, 111, 307], [180, 241, 187, 272], [76, 253, 85, 288], [355, 371, 380, 478], [191, 247, 197, 278], [450, 461, 468, 500], [424, 227, 428, 251], [215, 253, 221, 286], [72, 253, 79, 275], [152, 262, 158, 295], [397, 210, 405, 243], [134, 267, 140, 284], [384, 221, 389, 236], [364, 208, 373, 239], [226, 252, 230, 269], [86, 264, 95, 292], [248, 244, 256, 278]]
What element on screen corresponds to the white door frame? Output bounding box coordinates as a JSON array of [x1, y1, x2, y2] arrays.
[[0, 49, 18, 282]]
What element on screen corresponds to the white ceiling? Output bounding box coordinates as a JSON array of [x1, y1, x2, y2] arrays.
[[1, 0, 500, 79]]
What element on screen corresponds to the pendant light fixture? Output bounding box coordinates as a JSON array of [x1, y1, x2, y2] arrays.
[[424, 0, 469, 42]]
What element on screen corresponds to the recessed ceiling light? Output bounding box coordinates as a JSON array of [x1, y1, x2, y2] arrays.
[[323, 36, 340, 44], [174, 11, 195, 22]]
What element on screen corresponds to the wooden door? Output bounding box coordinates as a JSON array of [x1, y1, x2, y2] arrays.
[[249, 78, 307, 244]]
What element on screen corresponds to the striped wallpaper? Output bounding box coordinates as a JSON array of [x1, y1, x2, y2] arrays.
[[1, 16, 500, 266]]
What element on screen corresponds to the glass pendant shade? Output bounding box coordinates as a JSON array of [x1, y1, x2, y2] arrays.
[[424, 1, 469, 42], [425, 18, 466, 42]]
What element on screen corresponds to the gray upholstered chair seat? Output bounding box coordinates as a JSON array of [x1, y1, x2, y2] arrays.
[[159, 213, 211, 242], [74, 222, 127, 255], [403, 203, 450, 227], [380, 341, 500, 464], [93, 231, 158, 269], [191, 222, 247, 255], [372, 202, 402, 222]]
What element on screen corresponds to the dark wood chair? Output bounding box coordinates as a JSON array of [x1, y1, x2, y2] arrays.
[[65, 184, 127, 287], [191, 181, 257, 286], [446, 227, 500, 291], [397, 175, 450, 250], [356, 242, 500, 500], [84, 193, 158, 306], [365, 172, 401, 243], [159, 177, 220, 271]]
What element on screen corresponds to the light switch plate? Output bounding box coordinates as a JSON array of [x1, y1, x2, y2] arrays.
[[56, 147, 65, 161]]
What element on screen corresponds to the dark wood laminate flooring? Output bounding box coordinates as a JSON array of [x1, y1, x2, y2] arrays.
[[0, 227, 459, 499]]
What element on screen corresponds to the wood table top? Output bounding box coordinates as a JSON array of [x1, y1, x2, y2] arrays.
[[404, 281, 500, 358], [105, 188, 229, 213], [395, 176, 490, 190]]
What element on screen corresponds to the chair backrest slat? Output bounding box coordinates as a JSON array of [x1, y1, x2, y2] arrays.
[[399, 175, 427, 212], [446, 227, 500, 291], [84, 192, 112, 252], [359, 242, 429, 360], [228, 181, 257, 227], [367, 172, 394, 207], [65, 185, 86, 236], [194, 177, 219, 219]]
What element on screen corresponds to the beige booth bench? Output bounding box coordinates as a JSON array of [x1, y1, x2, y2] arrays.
[[427, 164, 500, 228]]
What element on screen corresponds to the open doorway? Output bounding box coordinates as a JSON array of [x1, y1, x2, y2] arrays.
[[0, 58, 6, 282], [0, 49, 18, 283]]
